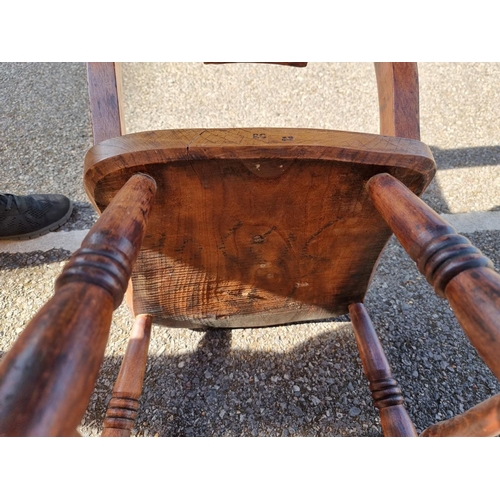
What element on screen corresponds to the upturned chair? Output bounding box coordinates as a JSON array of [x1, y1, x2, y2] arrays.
[[1, 63, 500, 437]]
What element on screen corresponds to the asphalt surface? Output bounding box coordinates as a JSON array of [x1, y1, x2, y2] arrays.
[[1, 62, 500, 436]]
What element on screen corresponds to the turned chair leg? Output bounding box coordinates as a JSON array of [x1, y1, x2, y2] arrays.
[[0, 174, 156, 436], [349, 303, 417, 437], [367, 172, 500, 437], [367, 173, 500, 380], [102, 314, 153, 437]]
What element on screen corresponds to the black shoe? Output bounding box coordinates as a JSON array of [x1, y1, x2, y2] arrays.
[[0, 193, 73, 240]]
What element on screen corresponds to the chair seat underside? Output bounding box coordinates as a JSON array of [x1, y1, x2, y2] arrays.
[[84, 128, 435, 328]]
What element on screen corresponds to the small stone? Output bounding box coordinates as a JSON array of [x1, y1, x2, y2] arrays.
[[310, 395, 321, 405], [349, 407, 361, 417]]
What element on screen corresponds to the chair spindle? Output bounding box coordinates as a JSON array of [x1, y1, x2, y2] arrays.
[[102, 314, 153, 437], [349, 302, 417, 436], [0, 174, 156, 436], [367, 172, 500, 381]]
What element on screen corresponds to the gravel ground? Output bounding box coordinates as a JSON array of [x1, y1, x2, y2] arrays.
[[1, 62, 500, 437]]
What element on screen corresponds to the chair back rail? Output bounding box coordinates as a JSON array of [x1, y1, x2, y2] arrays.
[[374, 63, 420, 140], [204, 62, 308, 67], [85, 62, 418, 143], [87, 62, 125, 144]]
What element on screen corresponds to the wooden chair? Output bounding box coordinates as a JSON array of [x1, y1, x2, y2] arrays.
[[1, 63, 499, 437]]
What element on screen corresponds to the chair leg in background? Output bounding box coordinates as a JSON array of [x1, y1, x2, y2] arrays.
[[349, 302, 417, 437], [102, 314, 153, 437]]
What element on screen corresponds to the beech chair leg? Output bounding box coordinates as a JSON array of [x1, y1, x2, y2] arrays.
[[349, 303, 417, 437], [102, 314, 153, 437], [367, 173, 500, 381], [0, 174, 156, 436]]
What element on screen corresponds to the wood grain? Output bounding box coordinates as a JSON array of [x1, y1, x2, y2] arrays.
[[0, 174, 156, 436], [102, 314, 153, 437], [420, 393, 500, 437], [374, 63, 420, 140], [84, 129, 435, 328], [86, 62, 125, 144], [367, 173, 494, 296], [445, 267, 500, 380], [0, 284, 114, 436], [349, 303, 417, 436]]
